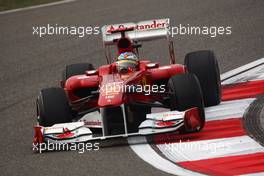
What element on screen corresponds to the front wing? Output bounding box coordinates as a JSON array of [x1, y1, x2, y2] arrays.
[[33, 107, 201, 149]]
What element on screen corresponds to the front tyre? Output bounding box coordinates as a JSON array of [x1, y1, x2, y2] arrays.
[[37, 87, 73, 127], [168, 74, 205, 132]]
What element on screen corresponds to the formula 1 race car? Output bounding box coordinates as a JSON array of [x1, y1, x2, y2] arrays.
[[33, 19, 221, 145]]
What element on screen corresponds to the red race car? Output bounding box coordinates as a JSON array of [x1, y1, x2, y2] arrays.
[[33, 19, 221, 145]]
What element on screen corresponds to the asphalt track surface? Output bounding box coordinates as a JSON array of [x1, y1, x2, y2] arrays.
[[0, 0, 264, 176]]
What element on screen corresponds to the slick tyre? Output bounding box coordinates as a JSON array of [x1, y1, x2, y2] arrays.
[[62, 63, 96, 98], [37, 87, 73, 127], [62, 63, 94, 82], [185, 50, 221, 107], [168, 74, 205, 131]]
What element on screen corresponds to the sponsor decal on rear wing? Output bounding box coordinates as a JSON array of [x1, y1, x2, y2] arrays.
[[101, 18, 170, 44]]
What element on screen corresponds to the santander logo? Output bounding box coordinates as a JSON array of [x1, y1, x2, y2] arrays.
[[106, 20, 167, 33]]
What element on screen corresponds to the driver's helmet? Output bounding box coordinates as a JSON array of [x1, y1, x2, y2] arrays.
[[116, 52, 139, 73]]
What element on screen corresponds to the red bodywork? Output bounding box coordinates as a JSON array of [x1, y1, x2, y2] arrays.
[[64, 62, 185, 108], [62, 30, 185, 111]]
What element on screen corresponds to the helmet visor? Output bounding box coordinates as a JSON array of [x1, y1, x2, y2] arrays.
[[116, 60, 138, 73]]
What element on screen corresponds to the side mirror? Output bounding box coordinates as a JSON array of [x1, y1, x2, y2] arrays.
[[146, 63, 159, 69], [85, 70, 98, 76]]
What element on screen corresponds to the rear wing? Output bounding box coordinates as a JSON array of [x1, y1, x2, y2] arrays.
[[101, 18, 170, 44], [101, 18, 175, 64]]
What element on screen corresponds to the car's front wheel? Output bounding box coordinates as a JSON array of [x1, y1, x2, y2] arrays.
[[37, 87, 73, 127], [167, 74, 205, 132]]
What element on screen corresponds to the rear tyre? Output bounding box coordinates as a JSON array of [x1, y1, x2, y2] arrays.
[[62, 63, 96, 98], [168, 74, 205, 132], [185, 50, 221, 107], [37, 87, 73, 127], [62, 63, 94, 83]]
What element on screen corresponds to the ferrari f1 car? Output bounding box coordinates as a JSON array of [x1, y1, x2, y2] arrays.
[[33, 19, 221, 145]]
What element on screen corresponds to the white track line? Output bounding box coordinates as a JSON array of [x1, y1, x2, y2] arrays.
[[221, 57, 264, 84], [205, 98, 254, 121], [152, 98, 254, 121], [127, 136, 205, 176], [0, 0, 76, 15], [156, 135, 264, 162], [222, 65, 264, 85]]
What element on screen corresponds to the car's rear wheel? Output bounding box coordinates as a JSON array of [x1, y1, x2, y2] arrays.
[[62, 63, 94, 82], [62, 63, 96, 98], [168, 74, 205, 132], [185, 50, 221, 107], [37, 87, 73, 127]]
